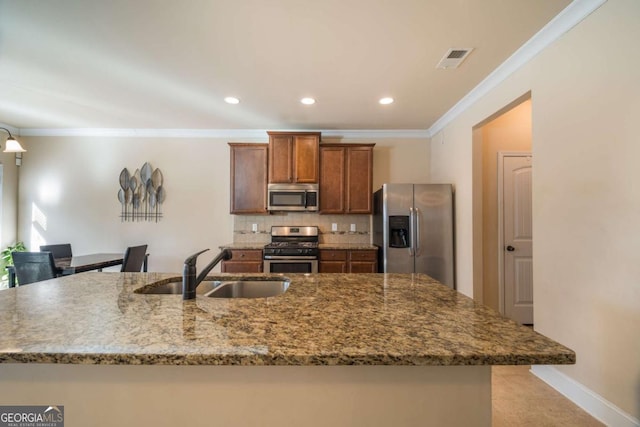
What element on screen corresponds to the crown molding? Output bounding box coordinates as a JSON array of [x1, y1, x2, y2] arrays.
[[427, 0, 607, 136], [17, 128, 430, 139], [0, 123, 20, 135], [321, 129, 430, 139], [8, 0, 605, 141]]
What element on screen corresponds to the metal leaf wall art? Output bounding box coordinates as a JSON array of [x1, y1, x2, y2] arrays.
[[118, 162, 166, 222]]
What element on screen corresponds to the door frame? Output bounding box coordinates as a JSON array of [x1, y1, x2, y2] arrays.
[[497, 151, 532, 315]]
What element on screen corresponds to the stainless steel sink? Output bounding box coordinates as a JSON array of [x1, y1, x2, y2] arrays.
[[134, 279, 217, 295], [134, 277, 289, 298], [204, 280, 289, 298]]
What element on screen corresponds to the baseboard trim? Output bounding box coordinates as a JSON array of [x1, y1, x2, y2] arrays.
[[531, 365, 639, 427]]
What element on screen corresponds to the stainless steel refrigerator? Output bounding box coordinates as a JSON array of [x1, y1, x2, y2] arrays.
[[373, 183, 455, 289]]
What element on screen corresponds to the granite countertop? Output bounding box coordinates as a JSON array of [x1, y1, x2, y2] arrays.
[[219, 243, 265, 250], [220, 243, 378, 250], [0, 272, 575, 366], [318, 243, 377, 250]]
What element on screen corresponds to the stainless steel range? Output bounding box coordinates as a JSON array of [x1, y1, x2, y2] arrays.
[[263, 226, 319, 273]]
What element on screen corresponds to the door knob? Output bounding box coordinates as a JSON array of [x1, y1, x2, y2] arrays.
[[506, 245, 515, 252]]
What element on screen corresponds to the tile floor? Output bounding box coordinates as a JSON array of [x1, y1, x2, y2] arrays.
[[492, 365, 604, 426]]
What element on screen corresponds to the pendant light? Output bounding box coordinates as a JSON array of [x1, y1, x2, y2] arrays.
[[1, 127, 27, 152]]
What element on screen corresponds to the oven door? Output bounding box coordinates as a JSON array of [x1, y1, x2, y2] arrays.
[[263, 258, 318, 274]]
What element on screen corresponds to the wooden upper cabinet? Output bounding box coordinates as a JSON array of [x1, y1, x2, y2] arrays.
[[319, 146, 346, 213], [229, 143, 268, 214], [345, 146, 374, 214], [268, 134, 293, 183], [319, 144, 375, 214], [293, 135, 320, 183], [268, 131, 320, 183]]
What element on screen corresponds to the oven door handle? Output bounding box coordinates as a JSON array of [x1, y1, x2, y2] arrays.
[[263, 255, 318, 260]]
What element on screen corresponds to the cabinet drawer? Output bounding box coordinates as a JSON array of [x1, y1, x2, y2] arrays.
[[349, 250, 377, 262], [228, 249, 263, 261], [319, 250, 347, 261], [221, 261, 263, 273]]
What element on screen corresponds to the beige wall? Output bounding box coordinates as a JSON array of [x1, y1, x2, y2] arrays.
[[429, 0, 639, 419], [15, 136, 428, 272], [17, 136, 236, 272], [0, 141, 19, 250], [479, 99, 532, 310]]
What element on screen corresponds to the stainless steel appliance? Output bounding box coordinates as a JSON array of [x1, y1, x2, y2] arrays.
[[267, 183, 319, 212], [373, 183, 455, 288], [263, 226, 319, 273]]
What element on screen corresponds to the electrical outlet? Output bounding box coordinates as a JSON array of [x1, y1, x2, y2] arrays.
[[252, 223, 258, 233], [350, 224, 356, 232], [331, 223, 338, 232]]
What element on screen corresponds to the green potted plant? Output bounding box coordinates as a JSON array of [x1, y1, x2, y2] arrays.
[[1, 241, 27, 286]]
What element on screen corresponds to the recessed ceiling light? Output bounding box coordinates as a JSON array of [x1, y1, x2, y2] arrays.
[[300, 97, 316, 105], [379, 97, 394, 105], [224, 97, 240, 104]]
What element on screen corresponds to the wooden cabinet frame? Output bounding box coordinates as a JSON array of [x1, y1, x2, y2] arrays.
[[221, 249, 263, 273], [229, 143, 268, 214], [268, 131, 320, 184], [319, 144, 375, 214], [319, 249, 378, 273]]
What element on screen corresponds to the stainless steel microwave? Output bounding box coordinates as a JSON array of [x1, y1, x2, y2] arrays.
[[267, 183, 319, 212]]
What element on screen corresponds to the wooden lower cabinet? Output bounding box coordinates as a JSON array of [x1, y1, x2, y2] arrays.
[[319, 250, 347, 273], [221, 249, 263, 273], [348, 250, 378, 273], [319, 249, 377, 273]]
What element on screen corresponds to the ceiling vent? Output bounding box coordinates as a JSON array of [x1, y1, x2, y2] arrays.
[[436, 48, 474, 69]]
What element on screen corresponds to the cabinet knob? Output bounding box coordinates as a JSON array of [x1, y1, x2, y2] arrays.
[[506, 245, 515, 252], [240, 253, 245, 257]]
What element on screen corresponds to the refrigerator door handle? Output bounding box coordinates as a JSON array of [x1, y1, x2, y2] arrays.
[[409, 207, 415, 256], [415, 207, 421, 256]]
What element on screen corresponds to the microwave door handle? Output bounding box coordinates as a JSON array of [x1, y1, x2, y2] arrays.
[[304, 190, 308, 208]]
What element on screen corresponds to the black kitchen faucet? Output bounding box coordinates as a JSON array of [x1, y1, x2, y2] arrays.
[[182, 249, 231, 300]]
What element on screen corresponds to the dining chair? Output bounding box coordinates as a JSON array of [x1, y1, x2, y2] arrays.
[[121, 244, 148, 272], [12, 251, 57, 285], [40, 243, 73, 259]]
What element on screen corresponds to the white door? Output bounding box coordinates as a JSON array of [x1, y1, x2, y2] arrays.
[[503, 155, 533, 324]]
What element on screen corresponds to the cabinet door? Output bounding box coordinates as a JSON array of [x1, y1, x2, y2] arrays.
[[230, 144, 268, 214], [269, 135, 293, 183], [348, 250, 378, 273], [319, 250, 347, 273], [319, 261, 347, 273], [319, 146, 346, 213], [221, 250, 264, 273], [346, 146, 373, 214], [293, 135, 319, 183]]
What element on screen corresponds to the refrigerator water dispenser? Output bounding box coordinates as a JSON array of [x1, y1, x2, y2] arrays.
[[389, 216, 410, 248]]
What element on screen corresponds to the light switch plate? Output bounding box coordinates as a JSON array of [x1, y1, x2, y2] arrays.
[[252, 223, 258, 233], [331, 223, 338, 232], [350, 224, 356, 232]]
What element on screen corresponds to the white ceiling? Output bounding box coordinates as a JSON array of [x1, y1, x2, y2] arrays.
[[0, 0, 572, 132]]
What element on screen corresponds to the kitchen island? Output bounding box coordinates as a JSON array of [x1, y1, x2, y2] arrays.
[[0, 272, 574, 426]]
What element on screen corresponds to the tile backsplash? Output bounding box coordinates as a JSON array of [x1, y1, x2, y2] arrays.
[[233, 213, 371, 245]]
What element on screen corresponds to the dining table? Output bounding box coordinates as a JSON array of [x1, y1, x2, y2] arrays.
[[7, 253, 148, 288]]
